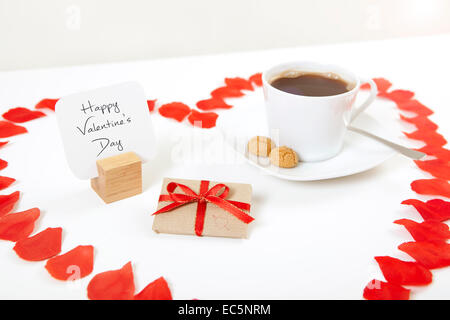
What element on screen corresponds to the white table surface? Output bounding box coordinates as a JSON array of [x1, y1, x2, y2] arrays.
[[0, 34, 449, 300]]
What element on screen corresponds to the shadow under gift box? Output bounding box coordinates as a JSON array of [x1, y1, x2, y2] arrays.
[[152, 178, 253, 239]]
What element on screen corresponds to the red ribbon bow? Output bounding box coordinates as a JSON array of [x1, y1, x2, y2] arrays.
[[153, 180, 253, 236]]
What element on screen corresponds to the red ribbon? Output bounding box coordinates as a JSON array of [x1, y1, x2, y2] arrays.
[[153, 180, 253, 236]]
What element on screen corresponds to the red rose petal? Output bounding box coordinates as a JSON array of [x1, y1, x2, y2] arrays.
[[0, 208, 40, 242], [87, 262, 135, 300], [211, 86, 244, 99], [417, 146, 450, 162], [374, 256, 432, 285], [411, 179, 450, 198], [0, 176, 15, 190], [225, 77, 254, 91], [0, 141, 8, 148], [400, 114, 438, 131], [249, 73, 263, 87], [134, 277, 173, 300], [403, 130, 447, 147], [188, 110, 218, 129], [196, 98, 232, 111], [13, 227, 62, 261], [363, 279, 410, 300], [147, 99, 157, 112], [158, 102, 191, 122], [426, 199, 450, 216], [394, 219, 450, 242], [0, 121, 27, 138], [395, 99, 433, 116], [379, 89, 415, 103], [2, 107, 46, 123], [414, 159, 450, 180], [361, 78, 392, 92], [402, 199, 450, 222], [0, 159, 8, 170], [35, 98, 58, 111], [398, 241, 450, 269], [45, 245, 94, 281], [0, 191, 20, 217], [359, 84, 369, 90]]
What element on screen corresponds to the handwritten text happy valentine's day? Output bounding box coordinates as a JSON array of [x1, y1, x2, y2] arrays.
[[76, 100, 131, 156]]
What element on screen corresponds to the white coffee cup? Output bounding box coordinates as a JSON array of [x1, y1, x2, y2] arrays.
[[262, 61, 377, 162]]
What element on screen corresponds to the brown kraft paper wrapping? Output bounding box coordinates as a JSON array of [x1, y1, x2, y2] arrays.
[[152, 178, 253, 238]]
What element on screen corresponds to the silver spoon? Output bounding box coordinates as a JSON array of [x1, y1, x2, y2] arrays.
[[347, 125, 426, 160], [346, 79, 426, 160]]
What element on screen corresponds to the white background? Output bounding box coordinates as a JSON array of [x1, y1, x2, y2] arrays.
[[0, 35, 449, 299], [1, 0, 450, 71]]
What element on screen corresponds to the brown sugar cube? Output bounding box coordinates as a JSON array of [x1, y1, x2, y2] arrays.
[[247, 136, 276, 157], [269, 146, 299, 168]]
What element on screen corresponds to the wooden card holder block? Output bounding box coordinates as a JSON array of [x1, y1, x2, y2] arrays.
[[91, 152, 142, 204]]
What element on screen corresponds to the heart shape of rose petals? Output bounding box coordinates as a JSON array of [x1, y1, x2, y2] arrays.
[[0, 75, 447, 300]]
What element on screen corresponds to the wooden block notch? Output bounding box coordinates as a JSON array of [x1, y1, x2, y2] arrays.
[[91, 152, 142, 203]]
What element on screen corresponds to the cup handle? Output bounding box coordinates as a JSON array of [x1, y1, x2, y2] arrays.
[[350, 78, 377, 123]]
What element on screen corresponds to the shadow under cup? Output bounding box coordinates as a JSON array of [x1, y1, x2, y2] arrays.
[[262, 62, 360, 162]]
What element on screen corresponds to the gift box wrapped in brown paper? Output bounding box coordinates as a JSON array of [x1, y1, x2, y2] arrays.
[[152, 178, 254, 238]]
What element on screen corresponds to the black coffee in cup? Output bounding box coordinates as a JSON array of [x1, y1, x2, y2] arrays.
[[270, 71, 353, 97]]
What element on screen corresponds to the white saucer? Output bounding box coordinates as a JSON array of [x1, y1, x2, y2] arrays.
[[218, 94, 397, 181]]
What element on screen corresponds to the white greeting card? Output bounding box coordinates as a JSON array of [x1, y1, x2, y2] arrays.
[[55, 82, 156, 179]]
